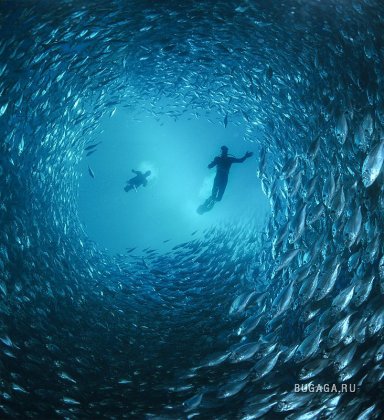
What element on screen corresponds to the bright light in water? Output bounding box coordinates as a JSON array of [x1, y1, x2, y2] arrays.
[[78, 109, 270, 255]]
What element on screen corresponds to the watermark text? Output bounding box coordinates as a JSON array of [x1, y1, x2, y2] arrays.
[[294, 383, 356, 393]]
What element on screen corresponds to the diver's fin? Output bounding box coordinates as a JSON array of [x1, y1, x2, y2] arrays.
[[197, 197, 216, 214]]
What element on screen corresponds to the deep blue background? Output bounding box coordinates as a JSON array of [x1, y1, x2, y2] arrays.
[[78, 109, 270, 254]]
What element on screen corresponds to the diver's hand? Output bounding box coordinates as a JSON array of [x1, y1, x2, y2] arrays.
[[245, 151, 253, 158]]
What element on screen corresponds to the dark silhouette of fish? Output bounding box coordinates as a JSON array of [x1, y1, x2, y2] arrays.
[[87, 165, 95, 178]]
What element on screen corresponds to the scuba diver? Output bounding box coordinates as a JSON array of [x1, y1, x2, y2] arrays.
[[124, 169, 151, 192], [197, 146, 253, 214]]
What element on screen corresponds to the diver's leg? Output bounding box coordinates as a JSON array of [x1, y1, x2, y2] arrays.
[[211, 177, 219, 200], [125, 182, 135, 192], [216, 177, 228, 201]]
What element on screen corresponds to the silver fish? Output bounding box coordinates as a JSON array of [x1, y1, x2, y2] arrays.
[[327, 313, 353, 348], [335, 113, 348, 144], [343, 206, 362, 247], [294, 331, 322, 362], [362, 139, 384, 187]]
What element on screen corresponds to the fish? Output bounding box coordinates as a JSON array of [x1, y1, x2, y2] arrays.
[[288, 203, 307, 243], [253, 350, 281, 379], [198, 351, 231, 368], [229, 341, 260, 363], [87, 165, 95, 178], [362, 139, 384, 187], [352, 274, 374, 307], [307, 134, 321, 159], [337, 359, 361, 382], [229, 291, 256, 315], [330, 186, 345, 218], [368, 306, 384, 336], [315, 258, 341, 301], [294, 331, 322, 362], [331, 284, 354, 313], [274, 392, 313, 412], [59, 372, 77, 383], [354, 124, 367, 151], [281, 156, 299, 180], [358, 404, 377, 420], [217, 379, 247, 399], [348, 249, 361, 272], [274, 249, 301, 273], [333, 343, 357, 372], [291, 262, 311, 283], [237, 313, 264, 336], [362, 113, 373, 137], [183, 392, 204, 411], [343, 206, 362, 247], [257, 146, 267, 178], [335, 113, 348, 144], [303, 175, 318, 200], [272, 222, 289, 249], [286, 407, 325, 420], [375, 343, 384, 362], [327, 313, 353, 348], [322, 173, 336, 208], [0, 336, 13, 347], [62, 397, 80, 405], [306, 202, 324, 225], [298, 270, 319, 302], [0, 102, 9, 117], [86, 149, 97, 157], [2, 1, 384, 418], [84, 141, 101, 151], [240, 400, 277, 420], [272, 281, 294, 316], [299, 358, 328, 380], [224, 113, 228, 128]]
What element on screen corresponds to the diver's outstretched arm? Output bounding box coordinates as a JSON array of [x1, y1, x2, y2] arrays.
[[208, 157, 218, 169], [232, 152, 253, 163]]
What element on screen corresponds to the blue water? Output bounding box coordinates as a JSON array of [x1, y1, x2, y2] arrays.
[[1, 0, 384, 418], [78, 110, 269, 254]]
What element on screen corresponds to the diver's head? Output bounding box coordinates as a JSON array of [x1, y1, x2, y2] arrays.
[[145, 170, 151, 177], [221, 145, 229, 156]]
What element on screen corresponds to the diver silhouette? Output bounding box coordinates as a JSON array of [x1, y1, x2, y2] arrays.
[[197, 146, 253, 214], [124, 169, 151, 192]]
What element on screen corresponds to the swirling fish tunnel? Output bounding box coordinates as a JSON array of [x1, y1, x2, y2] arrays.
[[1, 0, 384, 418]]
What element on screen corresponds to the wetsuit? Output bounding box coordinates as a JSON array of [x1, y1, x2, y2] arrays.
[[125, 170, 148, 191], [208, 155, 248, 201]]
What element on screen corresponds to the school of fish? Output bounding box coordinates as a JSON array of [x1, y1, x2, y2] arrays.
[[1, 0, 384, 418]]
